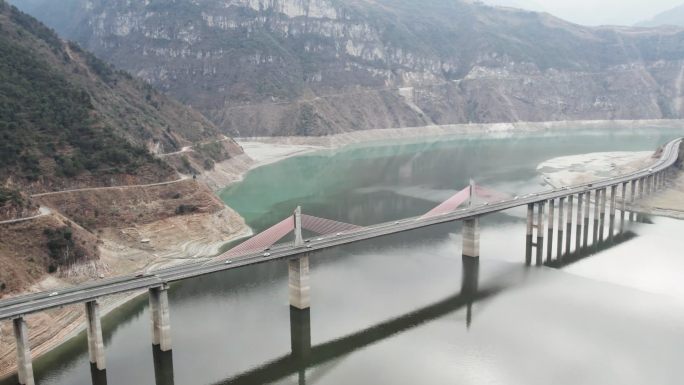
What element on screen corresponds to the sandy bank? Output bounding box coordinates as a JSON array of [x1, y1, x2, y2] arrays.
[[236, 119, 684, 148], [538, 149, 684, 218], [538, 151, 656, 188]]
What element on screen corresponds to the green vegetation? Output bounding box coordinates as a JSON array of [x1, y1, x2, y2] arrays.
[[0, 187, 22, 207], [0, 16, 158, 181], [175, 204, 198, 215], [194, 141, 229, 162], [43, 226, 92, 269]]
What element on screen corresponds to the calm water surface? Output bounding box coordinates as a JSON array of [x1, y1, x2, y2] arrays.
[[4, 128, 684, 385]]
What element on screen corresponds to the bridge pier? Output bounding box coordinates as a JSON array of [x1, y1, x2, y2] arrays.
[[621, 183, 627, 213], [289, 256, 311, 310], [13, 316, 34, 385], [152, 345, 175, 385], [525, 204, 533, 264], [609, 186, 617, 241], [599, 188, 607, 241], [86, 300, 106, 370], [536, 202, 545, 265], [461, 256, 479, 328], [630, 180, 636, 204], [583, 191, 591, 249], [290, 307, 312, 360], [593, 189, 600, 244], [463, 218, 481, 259], [575, 193, 583, 252], [557, 197, 565, 259], [640, 178, 646, 199], [547, 199, 554, 261], [149, 285, 172, 352], [565, 195, 573, 255]]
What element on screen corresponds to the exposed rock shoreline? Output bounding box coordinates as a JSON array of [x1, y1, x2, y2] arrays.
[[236, 119, 684, 148]]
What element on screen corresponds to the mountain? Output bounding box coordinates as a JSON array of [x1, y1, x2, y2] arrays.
[[636, 4, 684, 28], [0, 0, 236, 193], [17, 0, 684, 137]]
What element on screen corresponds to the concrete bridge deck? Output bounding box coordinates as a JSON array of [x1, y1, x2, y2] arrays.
[[0, 137, 681, 385], [0, 137, 681, 322]]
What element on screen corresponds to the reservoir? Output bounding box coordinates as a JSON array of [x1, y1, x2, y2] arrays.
[[4, 128, 684, 385]]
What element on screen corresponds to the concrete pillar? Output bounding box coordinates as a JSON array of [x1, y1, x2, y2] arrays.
[[610, 185, 617, 217], [536, 202, 545, 266], [13, 317, 34, 385], [525, 204, 533, 265], [152, 346, 175, 385], [461, 256, 479, 329], [640, 178, 646, 199], [290, 307, 311, 359], [565, 195, 573, 255], [86, 300, 106, 370], [547, 199, 554, 261], [593, 189, 601, 244], [583, 190, 591, 249], [599, 188, 607, 241], [647, 176, 652, 196], [149, 285, 172, 352], [463, 218, 480, 259], [575, 193, 583, 251], [621, 183, 627, 212], [289, 256, 311, 309], [294, 206, 304, 247], [557, 197, 565, 259], [630, 180, 636, 204], [600, 188, 607, 220]]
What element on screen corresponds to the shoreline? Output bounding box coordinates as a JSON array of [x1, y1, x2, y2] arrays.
[[2, 120, 683, 379], [234, 118, 684, 148]]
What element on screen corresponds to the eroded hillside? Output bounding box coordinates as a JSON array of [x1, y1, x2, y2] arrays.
[[22, 0, 684, 136]]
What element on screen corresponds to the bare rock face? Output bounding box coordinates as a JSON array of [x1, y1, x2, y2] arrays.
[[26, 0, 684, 136]]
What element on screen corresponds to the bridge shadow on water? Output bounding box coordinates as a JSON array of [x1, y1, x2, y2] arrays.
[[205, 214, 647, 385], [19, 213, 648, 385], [210, 258, 510, 385], [544, 215, 637, 269]]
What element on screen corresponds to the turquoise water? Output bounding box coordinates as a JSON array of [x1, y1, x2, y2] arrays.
[[4, 127, 684, 385]]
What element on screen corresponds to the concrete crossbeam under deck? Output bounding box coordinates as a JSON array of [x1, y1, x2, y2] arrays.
[[86, 300, 106, 370], [13, 316, 34, 385], [289, 256, 311, 309], [463, 218, 481, 259], [149, 285, 172, 352]]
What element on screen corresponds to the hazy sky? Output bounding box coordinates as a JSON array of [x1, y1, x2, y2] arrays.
[[483, 0, 684, 26]]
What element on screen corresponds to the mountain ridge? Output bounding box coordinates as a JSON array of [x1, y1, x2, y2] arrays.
[[12, 0, 684, 138]]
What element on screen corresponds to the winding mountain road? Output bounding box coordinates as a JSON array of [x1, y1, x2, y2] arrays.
[[0, 137, 680, 321]]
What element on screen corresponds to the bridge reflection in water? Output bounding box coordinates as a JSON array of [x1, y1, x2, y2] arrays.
[[208, 213, 641, 385], [211, 256, 494, 385], [83, 211, 645, 385]]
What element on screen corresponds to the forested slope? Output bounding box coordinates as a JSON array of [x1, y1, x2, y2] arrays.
[[0, 0, 241, 193]]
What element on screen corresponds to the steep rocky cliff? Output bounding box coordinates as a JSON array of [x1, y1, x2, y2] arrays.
[[21, 0, 684, 136]]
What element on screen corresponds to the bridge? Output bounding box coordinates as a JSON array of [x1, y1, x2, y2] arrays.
[[0, 137, 681, 385]]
